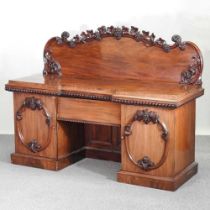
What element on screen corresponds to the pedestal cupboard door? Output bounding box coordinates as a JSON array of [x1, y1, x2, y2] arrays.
[[13, 93, 57, 158], [121, 105, 175, 177]]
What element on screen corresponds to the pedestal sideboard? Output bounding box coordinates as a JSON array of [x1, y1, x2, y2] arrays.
[[5, 26, 204, 190]]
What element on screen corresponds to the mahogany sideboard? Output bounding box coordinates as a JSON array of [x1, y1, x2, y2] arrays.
[[5, 26, 204, 191]]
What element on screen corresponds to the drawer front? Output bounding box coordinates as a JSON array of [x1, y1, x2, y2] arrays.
[[57, 98, 121, 126]]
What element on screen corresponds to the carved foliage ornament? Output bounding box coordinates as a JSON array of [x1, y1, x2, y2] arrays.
[[180, 56, 202, 85], [43, 50, 61, 75], [123, 109, 169, 171], [56, 26, 186, 53], [16, 97, 51, 153]]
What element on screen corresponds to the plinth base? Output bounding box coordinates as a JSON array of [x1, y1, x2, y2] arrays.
[[117, 162, 198, 191]]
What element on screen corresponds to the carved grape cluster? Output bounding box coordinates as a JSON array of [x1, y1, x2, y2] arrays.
[[23, 97, 43, 110], [137, 156, 155, 170], [27, 139, 41, 153], [134, 109, 159, 124]]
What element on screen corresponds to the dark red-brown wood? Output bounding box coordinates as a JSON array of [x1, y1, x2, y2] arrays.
[[5, 25, 204, 191]]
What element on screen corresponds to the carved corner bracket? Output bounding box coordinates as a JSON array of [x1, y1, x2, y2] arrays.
[[43, 50, 61, 76], [16, 97, 51, 153], [180, 55, 202, 85], [122, 109, 169, 171], [56, 26, 186, 53]]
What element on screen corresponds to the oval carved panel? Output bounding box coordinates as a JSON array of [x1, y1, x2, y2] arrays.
[[122, 109, 169, 171], [16, 97, 52, 153]]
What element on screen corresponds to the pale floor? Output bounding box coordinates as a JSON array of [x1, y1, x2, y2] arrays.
[[0, 135, 210, 210]]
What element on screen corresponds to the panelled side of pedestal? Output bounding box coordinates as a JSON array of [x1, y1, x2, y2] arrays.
[[174, 100, 197, 177]]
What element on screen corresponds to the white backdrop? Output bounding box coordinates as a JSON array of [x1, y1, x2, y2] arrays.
[[0, 0, 209, 134]]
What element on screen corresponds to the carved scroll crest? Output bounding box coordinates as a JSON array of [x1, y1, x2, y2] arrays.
[[56, 26, 186, 53]]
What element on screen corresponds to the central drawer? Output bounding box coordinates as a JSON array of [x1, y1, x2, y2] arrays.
[[57, 97, 121, 126]]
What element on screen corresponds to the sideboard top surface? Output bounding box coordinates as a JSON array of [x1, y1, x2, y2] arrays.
[[6, 74, 204, 107]]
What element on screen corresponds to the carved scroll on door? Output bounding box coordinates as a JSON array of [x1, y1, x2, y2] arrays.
[[16, 97, 51, 153], [122, 109, 169, 171]]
